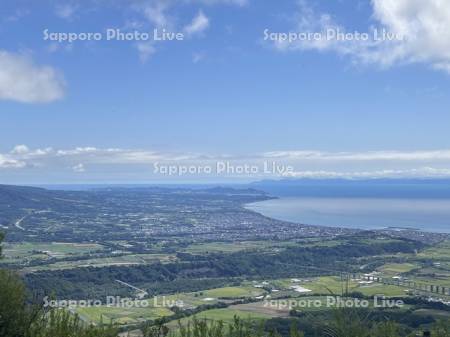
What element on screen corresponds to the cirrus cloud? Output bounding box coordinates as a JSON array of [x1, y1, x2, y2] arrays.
[[184, 10, 210, 36]]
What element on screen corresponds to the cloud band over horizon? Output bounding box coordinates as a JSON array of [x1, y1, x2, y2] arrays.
[[2, 145, 450, 183]]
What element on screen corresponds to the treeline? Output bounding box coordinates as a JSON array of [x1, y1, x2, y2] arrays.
[[25, 238, 422, 299]]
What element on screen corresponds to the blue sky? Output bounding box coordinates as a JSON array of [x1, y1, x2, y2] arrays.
[[1, 0, 450, 184]]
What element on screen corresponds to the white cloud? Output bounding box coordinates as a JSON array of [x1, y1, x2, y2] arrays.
[[190, 0, 248, 6], [192, 52, 206, 63], [0, 154, 26, 169], [136, 42, 157, 63], [269, 0, 380, 59], [4, 8, 30, 22], [72, 163, 86, 172], [184, 11, 210, 36], [273, 0, 450, 73], [126, 0, 244, 60], [46, 43, 74, 54], [56, 147, 99, 156], [9, 146, 450, 164], [55, 3, 78, 20], [283, 167, 450, 179], [11, 145, 30, 155], [264, 150, 450, 161], [4, 146, 450, 180], [370, 0, 450, 71], [0, 50, 65, 103], [141, 1, 172, 28]]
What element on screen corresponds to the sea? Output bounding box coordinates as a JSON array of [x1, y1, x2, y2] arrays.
[[246, 180, 450, 234]]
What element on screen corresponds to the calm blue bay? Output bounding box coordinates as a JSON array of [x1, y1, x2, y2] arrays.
[[246, 197, 450, 233], [245, 180, 450, 233]]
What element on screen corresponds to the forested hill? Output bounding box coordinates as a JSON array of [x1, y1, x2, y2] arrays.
[[0, 185, 58, 225], [0, 184, 56, 205]]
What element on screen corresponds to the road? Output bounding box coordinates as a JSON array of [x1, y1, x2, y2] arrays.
[[14, 215, 28, 231]]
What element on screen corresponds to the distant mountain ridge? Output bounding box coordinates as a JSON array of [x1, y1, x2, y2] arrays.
[[0, 184, 57, 208], [0, 185, 74, 226]]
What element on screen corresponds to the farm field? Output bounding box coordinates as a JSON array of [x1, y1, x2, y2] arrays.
[[75, 305, 174, 325], [378, 263, 420, 274], [0, 242, 104, 264], [238, 297, 412, 315], [203, 286, 265, 299], [374, 241, 450, 291], [162, 293, 220, 308], [22, 253, 176, 272], [229, 301, 290, 317], [269, 276, 408, 297], [168, 308, 271, 329], [193, 308, 270, 321], [418, 240, 450, 260], [182, 240, 299, 254], [0, 241, 178, 271], [72, 284, 268, 325], [160, 286, 267, 308]]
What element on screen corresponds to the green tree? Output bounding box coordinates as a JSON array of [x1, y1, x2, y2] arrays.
[[432, 320, 450, 337], [0, 268, 40, 337], [28, 309, 117, 337], [372, 321, 400, 337], [0, 269, 118, 337], [0, 232, 4, 257], [0, 233, 117, 337], [289, 321, 304, 337], [322, 309, 370, 337]]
